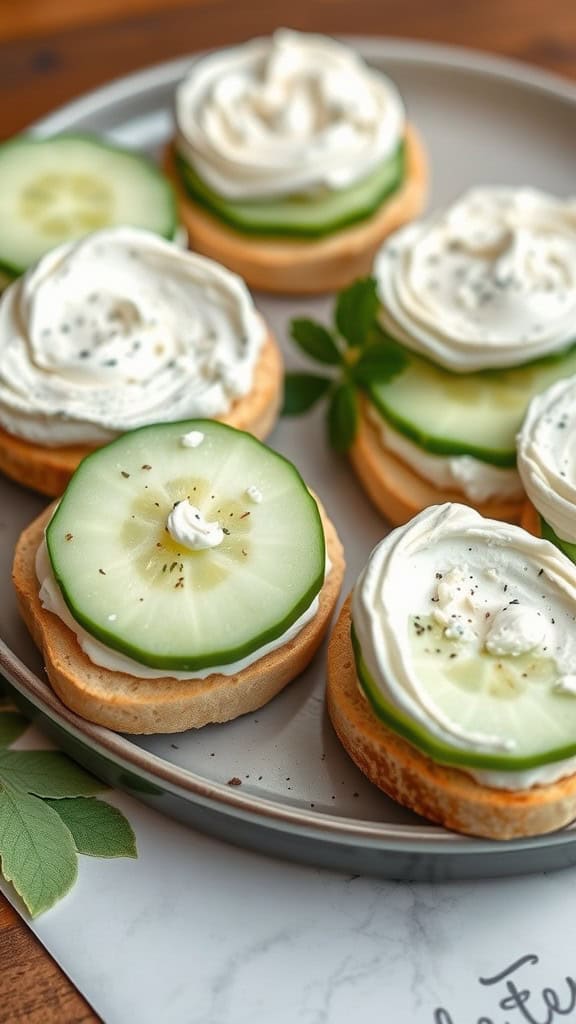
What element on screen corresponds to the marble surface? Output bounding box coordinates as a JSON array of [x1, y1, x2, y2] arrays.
[[3, 753, 576, 1024]]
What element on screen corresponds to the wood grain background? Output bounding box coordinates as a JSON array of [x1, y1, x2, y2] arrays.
[[0, 0, 575, 1020]]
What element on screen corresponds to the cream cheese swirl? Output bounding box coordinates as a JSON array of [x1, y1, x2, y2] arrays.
[[352, 504, 576, 789], [374, 188, 576, 371], [174, 29, 405, 200], [517, 376, 576, 544], [0, 227, 265, 446]]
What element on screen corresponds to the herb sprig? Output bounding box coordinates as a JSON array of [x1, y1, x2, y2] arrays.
[[282, 278, 407, 451]]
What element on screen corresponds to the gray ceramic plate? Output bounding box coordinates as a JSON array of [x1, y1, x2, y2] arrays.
[[2, 40, 576, 880]]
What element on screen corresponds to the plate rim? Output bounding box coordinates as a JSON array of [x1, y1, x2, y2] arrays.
[[4, 37, 576, 860]]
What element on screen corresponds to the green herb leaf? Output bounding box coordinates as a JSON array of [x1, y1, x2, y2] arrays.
[[352, 342, 408, 387], [281, 373, 332, 416], [0, 783, 77, 917], [290, 319, 342, 365], [328, 383, 358, 453], [0, 712, 28, 748], [46, 797, 137, 859], [0, 750, 104, 799], [334, 277, 379, 349]]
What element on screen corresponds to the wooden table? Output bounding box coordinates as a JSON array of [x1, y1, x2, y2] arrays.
[[1, 1, 576, 1020]]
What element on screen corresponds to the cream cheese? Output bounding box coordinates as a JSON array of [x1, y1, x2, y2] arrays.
[[174, 29, 405, 200], [517, 376, 576, 545], [366, 405, 523, 502], [374, 187, 576, 371], [0, 226, 265, 446], [352, 503, 576, 790], [166, 500, 224, 551], [36, 538, 331, 680]]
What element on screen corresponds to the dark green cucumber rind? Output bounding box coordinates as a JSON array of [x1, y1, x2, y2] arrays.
[[351, 625, 576, 772], [46, 420, 326, 672], [174, 145, 405, 239], [0, 133, 179, 276], [365, 341, 576, 469], [540, 515, 576, 564]]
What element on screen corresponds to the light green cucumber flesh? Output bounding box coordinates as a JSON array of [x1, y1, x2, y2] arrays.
[[366, 342, 576, 467], [0, 134, 179, 276], [540, 515, 576, 564], [175, 145, 404, 238], [47, 420, 325, 672], [353, 622, 576, 771]]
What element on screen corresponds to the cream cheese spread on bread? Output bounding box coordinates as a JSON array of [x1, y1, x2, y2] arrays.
[[0, 227, 265, 445], [175, 29, 405, 200], [352, 504, 576, 789]]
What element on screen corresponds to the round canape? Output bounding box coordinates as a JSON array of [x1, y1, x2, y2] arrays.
[[166, 29, 427, 294], [518, 375, 576, 561], [0, 226, 283, 496], [0, 134, 184, 288], [13, 419, 345, 734], [351, 187, 576, 525], [328, 503, 576, 840]]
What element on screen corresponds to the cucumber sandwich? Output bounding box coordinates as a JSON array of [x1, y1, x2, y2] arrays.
[[13, 420, 344, 733], [352, 187, 576, 525], [328, 503, 576, 840]]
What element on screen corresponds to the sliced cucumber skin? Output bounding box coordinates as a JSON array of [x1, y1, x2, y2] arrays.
[[352, 627, 576, 773], [174, 145, 405, 239], [540, 515, 576, 564], [0, 133, 179, 276], [46, 420, 326, 672], [366, 341, 576, 468]]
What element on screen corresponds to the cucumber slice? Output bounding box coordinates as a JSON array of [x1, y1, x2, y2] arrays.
[[174, 144, 404, 238], [0, 134, 179, 276], [367, 343, 576, 467], [540, 515, 576, 564], [46, 421, 325, 672], [353, 625, 576, 772]]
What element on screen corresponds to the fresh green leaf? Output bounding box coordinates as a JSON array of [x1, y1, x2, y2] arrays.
[[352, 342, 408, 387], [290, 319, 342, 365], [334, 277, 379, 349], [46, 798, 137, 859], [0, 712, 28, 748], [0, 750, 104, 798], [281, 373, 332, 416], [328, 383, 358, 453], [0, 783, 77, 917]]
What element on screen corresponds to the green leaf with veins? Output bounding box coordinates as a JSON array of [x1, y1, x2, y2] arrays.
[[334, 277, 379, 348], [0, 783, 77, 917], [45, 798, 137, 859], [0, 750, 105, 798], [352, 342, 408, 387], [290, 319, 342, 365], [282, 373, 332, 415], [328, 384, 358, 453], [0, 712, 28, 748]]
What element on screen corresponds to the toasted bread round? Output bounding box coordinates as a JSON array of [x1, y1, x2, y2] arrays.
[[327, 596, 576, 840], [348, 399, 523, 527], [164, 126, 427, 295], [521, 500, 541, 535], [0, 331, 283, 497], [13, 498, 344, 734]]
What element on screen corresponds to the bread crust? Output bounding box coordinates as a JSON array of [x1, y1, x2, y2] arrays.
[[348, 398, 523, 527], [327, 597, 576, 840], [0, 331, 283, 497], [521, 500, 541, 536], [13, 499, 344, 734], [165, 125, 428, 294]]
